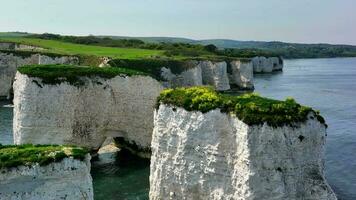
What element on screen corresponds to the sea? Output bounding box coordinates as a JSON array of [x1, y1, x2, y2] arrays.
[[1, 57, 355, 200]]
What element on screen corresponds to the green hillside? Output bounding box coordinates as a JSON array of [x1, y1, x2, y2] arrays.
[[0, 37, 164, 59], [2, 32, 355, 59]]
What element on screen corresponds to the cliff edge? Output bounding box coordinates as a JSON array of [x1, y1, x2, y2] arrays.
[[0, 145, 93, 200], [150, 87, 336, 200]]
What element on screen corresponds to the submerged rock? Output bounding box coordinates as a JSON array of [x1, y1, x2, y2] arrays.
[[150, 101, 336, 199]]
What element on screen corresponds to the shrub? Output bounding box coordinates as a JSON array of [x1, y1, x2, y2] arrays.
[[0, 144, 88, 169], [157, 87, 326, 127]]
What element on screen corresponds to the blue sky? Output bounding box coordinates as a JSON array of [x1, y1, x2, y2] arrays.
[[1, 0, 355, 45]]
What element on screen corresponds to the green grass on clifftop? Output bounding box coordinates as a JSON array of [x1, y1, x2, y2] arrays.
[[0, 144, 88, 169], [157, 87, 326, 127], [0, 37, 164, 59], [18, 64, 148, 85]]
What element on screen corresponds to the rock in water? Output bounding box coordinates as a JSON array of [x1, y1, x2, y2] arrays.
[[13, 72, 164, 150], [229, 60, 254, 90], [252, 56, 283, 73], [199, 61, 231, 91], [0, 153, 93, 200], [150, 104, 337, 200]]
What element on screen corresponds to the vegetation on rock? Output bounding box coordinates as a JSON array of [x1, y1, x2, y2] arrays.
[[18, 64, 148, 85], [109, 58, 197, 80], [157, 87, 326, 127], [0, 144, 88, 169]]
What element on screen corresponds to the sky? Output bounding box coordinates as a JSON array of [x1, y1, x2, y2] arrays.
[[1, 0, 356, 45]]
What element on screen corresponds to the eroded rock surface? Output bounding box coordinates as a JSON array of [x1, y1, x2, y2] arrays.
[[161, 62, 203, 88], [13, 73, 164, 149], [150, 105, 337, 200], [229, 60, 254, 90], [0, 155, 93, 200], [0, 52, 78, 98], [200, 61, 230, 91], [252, 56, 283, 73]]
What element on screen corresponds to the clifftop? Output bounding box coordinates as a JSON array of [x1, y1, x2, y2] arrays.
[[157, 87, 326, 127], [17, 64, 149, 85], [0, 144, 88, 169]]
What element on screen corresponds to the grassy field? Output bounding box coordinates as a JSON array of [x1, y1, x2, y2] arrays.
[[0, 37, 165, 59], [0, 32, 30, 38]]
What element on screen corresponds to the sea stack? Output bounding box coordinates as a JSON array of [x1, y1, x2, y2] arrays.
[[0, 145, 93, 200], [150, 87, 337, 200]]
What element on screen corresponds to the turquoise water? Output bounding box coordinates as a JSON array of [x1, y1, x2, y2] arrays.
[[0, 101, 12, 145], [254, 58, 356, 200], [1, 58, 356, 199], [91, 150, 150, 200]]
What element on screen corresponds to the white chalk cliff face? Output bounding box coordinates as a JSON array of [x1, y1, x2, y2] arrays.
[[160, 60, 254, 91], [0, 155, 93, 200], [252, 56, 283, 73], [229, 61, 254, 90], [13, 73, 164, 149], [199, 61, 230, 91], [150, 105, 337, 200], [161, 63, 203, 88], [0, 52, 78, 98]]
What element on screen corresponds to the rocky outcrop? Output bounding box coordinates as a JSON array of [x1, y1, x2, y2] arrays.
[[150, 104, 337, 200], [199, 61, 230, 91], [13, 72, 164, 150], [0, 42, 44, 51], [161, 60, 254, 91], [0, 52, 78, 98], [161, 61, 203, 88], [229, 60, 254, 90], [0, 155, 93, 200], [252, 56, 283, 73]]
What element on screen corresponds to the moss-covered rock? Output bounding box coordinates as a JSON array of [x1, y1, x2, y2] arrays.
[[156, 86, 326, 127], [108, 58, 197, 80], [17, 64, 149, 86], [0, 144, 89, 169]]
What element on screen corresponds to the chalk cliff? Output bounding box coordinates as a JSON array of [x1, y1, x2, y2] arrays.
[[252, 56, 283, 73], [13, 72, 164, 150], [0, 51, 78, 98], [199, 61, 230, 91], [161, 60, 254, 91], [0, 155, 93, 200], [150, 104, 336, 200], [229, 60, 254, 90], [161, 61, 203, 88]]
